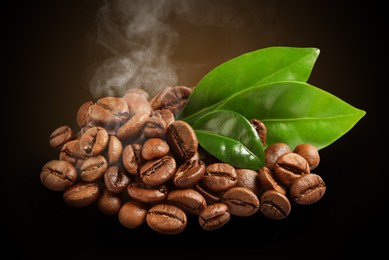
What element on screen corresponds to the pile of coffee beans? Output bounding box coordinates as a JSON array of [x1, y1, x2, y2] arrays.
[[40, 86, 326, 234]]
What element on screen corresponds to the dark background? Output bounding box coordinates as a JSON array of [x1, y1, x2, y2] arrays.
[[4, 0, 386, 259]]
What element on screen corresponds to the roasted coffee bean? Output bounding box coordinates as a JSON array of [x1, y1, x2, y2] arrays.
[[49, 125, 74, 149], [122, 144, 139, 176], [104, 165, 131, 193], [166, 189, 207, 215], [293, 143, 320, 170], [166, 120, 198, 161], [59, 139, 90, 168], [116, 111, 150, 141], [146, 204, 187, 235], [79, 126, 109, 156], [106, 135, 122, 165], [150, 86, 192, 116], [76, 100, 93, 128], [290, 173, 326, 205], [118, 200, 148, 229], [140, 155, 176, 186], [173, 159, 205, 188], [198, 203, 230, 231], [80, 155, 108, 182], [132, 143, 144, 166], [63, 182, 100, 208], [260, 190, 291, 220], [124, 88, 150, 100], [202, 163, 237, 192], [235, 168, 261, 196], [97, 187, 123, 215], [40, 160, 77, 191], [141, 138, 170, 160], [88, 97, 129, 128], [122, 89, 152, 117], [127, 182, 168, 204], [222, 187, 259, 217], [274, 152, 310, 187], [195, 183, 222, 205], [258, 167, 287, 195], [249, 119, 267, 146], [143, 117, 166, 138], [265, 143, 291, 169]]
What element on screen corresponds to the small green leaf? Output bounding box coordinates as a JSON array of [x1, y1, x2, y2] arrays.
[[193, 110, 264, 170], [178, 46, 320, 123], [214, 81, 366, 150]]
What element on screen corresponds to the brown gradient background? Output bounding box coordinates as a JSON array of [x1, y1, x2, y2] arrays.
[[4, 0, 386, 259]]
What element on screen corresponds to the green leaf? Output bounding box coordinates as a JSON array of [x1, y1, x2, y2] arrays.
[[193, 110, 264, 170], [177, 46, 320, 123], [213, 81, 366, 150]]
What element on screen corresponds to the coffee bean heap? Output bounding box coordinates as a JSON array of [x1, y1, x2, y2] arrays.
[[40, 86, 326, 235]]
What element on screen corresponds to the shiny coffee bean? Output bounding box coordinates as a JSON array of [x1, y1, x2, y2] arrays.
[[202, 163, 237, 192], [59, 139, 90, 168], [122, 144, 139, 176], [141, 138, 170, 160], [79, 126, 109, 156], [260, 190, 291, 220], [222, 187, 260, 217], [49, 125, 74, 149], [106, 135, 122, 165], [127, 182, 168, 204], [166, 120, 198, 161], [274, 152, 310, 187], [87, 96, 129, 128], [40, 160, 77, 191], [249, 119, 267, 146], [104, 165, 131, 194], [76, 100, 93, 128], [290, 173, 326, 205], [79, 155, 108, 182], [122, 89, 152, 117], [116, 111, 150, 141], [293, 143, 320, 170], [143, 117, 166, 138], [265, 143, 291, 169], [198, 203, 230, 231], [173, 159, 205, 188], [140, 155, 176, 186], [146, 204, 187, 235], [195, 183, 222, 205], [150, 86, 192, 116], [258, 167, 287, 195], [63, 182, 100, 208], [166, 189, 207, 215], [97, 187, 123, 215], [235, 168, 261, 196], [118, 200, 148, 229]]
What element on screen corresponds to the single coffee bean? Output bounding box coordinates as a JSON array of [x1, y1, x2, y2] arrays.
[[173, 159, 205, 188], [40, 160, 77, 191], [104, 165, 131, 194], [235, 168, 261, 196], [293, 143, 320, 170], [143, 117, 166, 138], [118, 200, 148, 229], [97, 187, 123, 215], [87, 96, 129, 128], [289, 173, 326, 205], [258, 167, 287, 195], [202, 163, 237, 192], [260, 190, 291, 220], [127, 182, 168, 204], [79, 155, 108, 182], [265, 143, 291, 169], [116, 111, 150, 141], [273, 152, 310, 187], [198, 203, 230, 231], [166, 189, 207, 215], [141, 138, 170, 160], [63, 182, 100, 207], [122, 90, 152, 117], [79, 126, 109, 156], [155, 109, 175, 127], [249, 119, 267, 146], [166, 120, 198, 161], [49, 125, 74, 149], [222, 187, 260, 217], [150, 86, 192, 116], [59, 139, 90, 168], [122, 144, 139, 176], [195, 183, 223, 205], [146, 204, 187, 235], [76, 100, 93, 128], [140, 155, 176, 186], [106, 135, 122, 165]]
